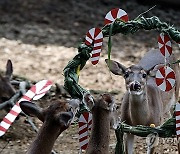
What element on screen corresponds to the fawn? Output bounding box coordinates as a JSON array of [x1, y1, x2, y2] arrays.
[[105, 49, 180, 154], [83, 93, 120, 154], [20, 99, 80, 154]]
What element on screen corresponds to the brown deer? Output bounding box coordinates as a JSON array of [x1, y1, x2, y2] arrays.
[[19, 99, 80, 154], [105, 49, 180, 154], [83, 93, 120, 154], [0, 59, 16, 110]]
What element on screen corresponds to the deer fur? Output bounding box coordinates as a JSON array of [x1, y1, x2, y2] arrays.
[[105, 49, 180, 154], [20, 99, 80, 154], [0, 59, 16, 104], [84, 93, 120, 154]]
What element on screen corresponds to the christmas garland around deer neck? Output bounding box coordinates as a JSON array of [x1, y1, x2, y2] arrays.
[[63, 8, 180, 153]]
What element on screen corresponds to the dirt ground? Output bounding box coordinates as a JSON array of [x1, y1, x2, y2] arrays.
[[0, 0, 180, 153]]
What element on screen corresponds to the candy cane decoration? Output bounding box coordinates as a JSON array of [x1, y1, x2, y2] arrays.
[[104, 8, 128, 25], [0, 80, 52, 136], [79, 111, 92, 150], [175, 103, 180, 137], [85, 28, 103, 65], [155, 66, 176, 92], [158, 33, 172, 58], [32, 80, 52, 100]]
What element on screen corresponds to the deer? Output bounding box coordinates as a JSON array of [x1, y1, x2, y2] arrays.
[[105, 48, 180, 154], [0, 59, 16, 110], [19, 99, 80, 154], [83, 93, 120, 154]]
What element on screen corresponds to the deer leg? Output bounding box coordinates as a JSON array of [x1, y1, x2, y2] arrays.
[[177, 138, 180, 154], [125, 133, 134, 154], [146, 135, 159, 154], [147, 146, 155, 154]]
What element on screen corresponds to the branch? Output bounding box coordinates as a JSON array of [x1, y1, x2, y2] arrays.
[[0, 91, 21, 110], [0, 81, 31, 110], [24, 116, 38, 133]]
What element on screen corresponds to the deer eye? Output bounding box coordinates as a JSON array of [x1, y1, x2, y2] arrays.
[[124, 72, 129, 78], [142, 73, 147, 78]]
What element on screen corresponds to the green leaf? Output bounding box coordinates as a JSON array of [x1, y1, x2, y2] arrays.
[[107, 21, 114, 64]]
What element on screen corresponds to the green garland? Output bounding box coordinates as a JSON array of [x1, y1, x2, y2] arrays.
[[64, 44, 92, 99], [64, 15, 180, 98], [63, 15, 180, 153], [103, 16, 180, 41], [115, 117, 176, 154], [64, 16, 180, 99]]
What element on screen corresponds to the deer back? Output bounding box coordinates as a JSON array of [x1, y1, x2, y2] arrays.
[[138, 49, 180, 113]]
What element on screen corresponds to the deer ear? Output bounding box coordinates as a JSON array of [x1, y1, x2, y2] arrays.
[[101, 93, 114, 111], [68, 99, 80, 116], [147, 64, 165, 77], [68, 99, 80, 109], [83, 93, 95, 110], [59, 111, 73, 127], [20, 101, 44, 122], [6, 59, 13, 80], [105, 59, 126, 75]]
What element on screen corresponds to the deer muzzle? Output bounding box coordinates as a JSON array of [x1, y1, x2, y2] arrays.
[[129, 81, 141, 92]]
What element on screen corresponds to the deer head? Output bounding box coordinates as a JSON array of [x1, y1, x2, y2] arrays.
[[105, 59, 149, 95], [19, 99, 80, 154], [20, 99, 80, 131], [83, 93, 120, 129], [0, 60, 16, 103]]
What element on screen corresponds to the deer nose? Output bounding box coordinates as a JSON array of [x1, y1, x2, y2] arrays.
[[130, 82, 141, 91]]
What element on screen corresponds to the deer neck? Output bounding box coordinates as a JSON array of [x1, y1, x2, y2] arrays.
[[129, 90, 150, 125], [87, 106, 110, 154], [28, 122, 63, 154]]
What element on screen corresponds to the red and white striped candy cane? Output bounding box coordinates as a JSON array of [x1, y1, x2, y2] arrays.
[[79, 111, 92, 150], [0, 80, 52, 136], [85, 28, 103, 65], [158, 33, 172, 58], [155, 66, 176, 92], [175, 103, 180, 137], [32, 80, 52, 100], [104, 8, 128, 25]]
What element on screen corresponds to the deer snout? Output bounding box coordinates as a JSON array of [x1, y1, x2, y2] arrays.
[[66, 111, 74, 125], [129, 81, 141, 91]]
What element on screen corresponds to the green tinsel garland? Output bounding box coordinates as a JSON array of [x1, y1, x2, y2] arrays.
[[115, 117, 176, 154], [63, 16, 180, 153]]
